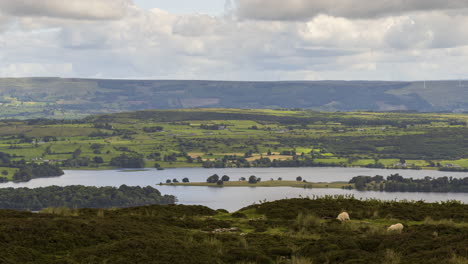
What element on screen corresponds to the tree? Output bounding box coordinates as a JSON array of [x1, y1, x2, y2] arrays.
[[221, 175, 230, 182], [239, 177, 246, 181], [182, 178, 189, 183], [110, 154, 145, 168], [143, 126, 163, 133], [90, 144, 103, 150], [296, 176, 303, 182], [72, 148, 82, 159], [1, 170, 8, 176], [216, 180, 224, 186], [277, 177, 282, 181], [207, 174, 220, 183], [93, 156, 104, 164], [172, 179, 179, 183], [248, 175, 258, 184], [166, 179, 171, 183], [13, 170, 32, 182], [44, 145, 52, 155]]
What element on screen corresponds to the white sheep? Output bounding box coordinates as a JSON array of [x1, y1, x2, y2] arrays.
[[336, 212, 350, 222], [387, 223, 404, 233]]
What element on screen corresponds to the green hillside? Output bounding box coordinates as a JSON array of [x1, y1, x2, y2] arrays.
[[1, 78, 467, 119], [0, 197, 466, 263]]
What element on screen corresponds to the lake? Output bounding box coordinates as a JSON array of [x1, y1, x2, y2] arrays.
[[0, 167, 467, 211]]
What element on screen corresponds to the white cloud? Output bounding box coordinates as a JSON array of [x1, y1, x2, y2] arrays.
[[0, 0, 132, 20], [234, 0, 468, 20], [0, 12, 12, 32], [0, 1, 467, 80], [0, 63, 73, 77]]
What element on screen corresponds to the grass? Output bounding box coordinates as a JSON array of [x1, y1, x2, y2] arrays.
[[0, 167, 17, 180], [40, 207, 80, 216]]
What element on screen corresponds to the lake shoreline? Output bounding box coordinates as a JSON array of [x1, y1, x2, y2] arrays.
[[62, 165, 450, 172]]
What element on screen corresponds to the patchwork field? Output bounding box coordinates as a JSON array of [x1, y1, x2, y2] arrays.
[[1, 109, 468, 181]]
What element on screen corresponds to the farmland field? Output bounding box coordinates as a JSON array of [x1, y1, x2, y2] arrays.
[[0, 108, 467, 181]]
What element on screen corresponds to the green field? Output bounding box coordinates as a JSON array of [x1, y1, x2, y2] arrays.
[[1, 108, 468, 181]]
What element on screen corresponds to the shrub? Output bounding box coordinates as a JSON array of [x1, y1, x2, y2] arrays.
[[295, 212, 321, 232], [232, 212, 246, 218], [382, 249, 401, 264]]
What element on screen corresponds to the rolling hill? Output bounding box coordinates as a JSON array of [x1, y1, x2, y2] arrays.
[[0, 78, 467, 119]]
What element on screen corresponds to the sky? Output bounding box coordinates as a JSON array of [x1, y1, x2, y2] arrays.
[[133, 0, 224, 14], [0, 0, 467, 81]]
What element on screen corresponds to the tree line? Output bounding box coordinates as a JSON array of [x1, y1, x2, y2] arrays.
[[0, 185, 176, 210], [349, 174, 468, 192]]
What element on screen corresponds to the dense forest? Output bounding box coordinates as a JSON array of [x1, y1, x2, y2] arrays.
[[0, 185, 176, 210], [0, 197, 466, 263], [349, 174, 468, 192]]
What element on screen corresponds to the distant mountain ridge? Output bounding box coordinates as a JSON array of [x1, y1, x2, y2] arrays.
[[0, 78, 467, 119]]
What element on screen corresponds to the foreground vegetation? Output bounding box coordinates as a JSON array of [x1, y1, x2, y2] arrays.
[[0, 109, 468, 182], [0, 185, 175, 210], [0, 197, 466, 263]]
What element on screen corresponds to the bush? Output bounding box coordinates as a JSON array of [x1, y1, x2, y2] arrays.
[[232, 212, 246, 218], [295, 212, 321, 231]]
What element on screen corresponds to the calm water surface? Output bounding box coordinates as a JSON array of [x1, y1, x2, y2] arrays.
[[0, 167, 466, 211]]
